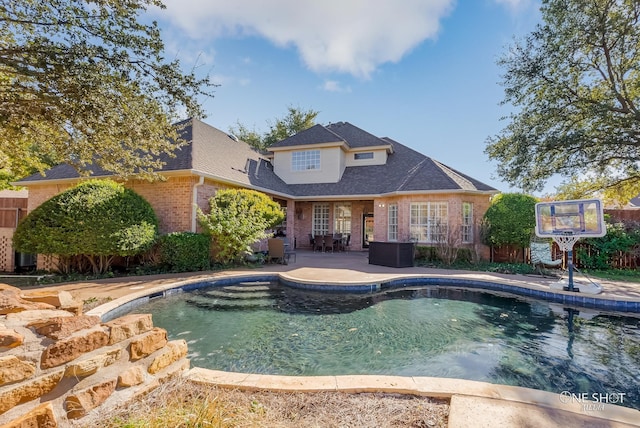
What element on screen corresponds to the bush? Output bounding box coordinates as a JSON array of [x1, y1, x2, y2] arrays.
[[157, 232, 210, 272], [415, 246, 473, 264], [198, 189, 285, 264], [482, 193, 538, 262], [577, 219, 640, 269], [14, 179, 158, 274], [415, 246, 438, 261]]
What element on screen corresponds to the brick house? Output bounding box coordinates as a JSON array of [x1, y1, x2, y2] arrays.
[[16, 118, 498, 268]]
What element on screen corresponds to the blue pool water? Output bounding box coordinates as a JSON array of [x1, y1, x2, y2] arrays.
[[127, 280, 640, 409]]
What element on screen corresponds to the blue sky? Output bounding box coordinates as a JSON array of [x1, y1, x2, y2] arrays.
[[150, 0, 550, 194]]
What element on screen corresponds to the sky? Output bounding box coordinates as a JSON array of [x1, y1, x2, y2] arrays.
[[149, 0, 552, 194]]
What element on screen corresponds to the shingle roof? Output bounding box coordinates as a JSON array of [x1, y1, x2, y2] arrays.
[[268, 124, 343, 148], [16, 119, 497, 197]]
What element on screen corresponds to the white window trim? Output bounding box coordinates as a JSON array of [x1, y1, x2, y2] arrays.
[[410, 202, 448, 243], [312, 203, 330, 236], [292, 150, 321, 171], [388, 203, 398, 241], [334, 203, 352, 234], [462, 202, 473, 243]]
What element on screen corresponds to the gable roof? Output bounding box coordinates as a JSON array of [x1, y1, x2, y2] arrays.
[[16, 118, 497, 197], [269, 121, 392, 150]]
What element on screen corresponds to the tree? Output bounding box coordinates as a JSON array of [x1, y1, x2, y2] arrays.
[[0, 0, 215, 189], [229, 106, 319, 151], [485, 0, 640, 201], [197, 189, 285, 264], [482, 193, 538, 262], [13, 179, 158, 274]]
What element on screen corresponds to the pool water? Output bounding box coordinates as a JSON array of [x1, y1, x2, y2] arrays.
[[129, 281, 640, 409]]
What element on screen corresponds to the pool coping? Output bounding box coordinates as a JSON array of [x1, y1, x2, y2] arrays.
[[85, 271, 640, 426]]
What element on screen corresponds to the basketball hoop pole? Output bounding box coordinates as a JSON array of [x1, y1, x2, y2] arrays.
[[567, 246, 575, 292], [553, 233, 580, 292]]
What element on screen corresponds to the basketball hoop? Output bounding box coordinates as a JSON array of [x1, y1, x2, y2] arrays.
[[552, 231, 580, 253], [535, 199, 607, 293]]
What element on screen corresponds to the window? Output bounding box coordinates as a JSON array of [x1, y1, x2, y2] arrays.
[[462, 202, 473, 243], [388, 203, 398, 241], [312, 203, 329, 235], [354, 152, 374, 160], [410, 202, 448, 243], [334, 203, 351, 234], [292, 150, 320, 171]]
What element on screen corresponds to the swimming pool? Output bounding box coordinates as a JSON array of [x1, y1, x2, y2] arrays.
[[124, 279, 640, 409]]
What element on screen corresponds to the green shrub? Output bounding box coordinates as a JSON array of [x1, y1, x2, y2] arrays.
[[481, 193, 538, 262], [14, 179, 157, 274], [197, 189, 285, 264], [414, 246, 438, 261], [577, 219, 640, 270], [157, 232, 210, 272]]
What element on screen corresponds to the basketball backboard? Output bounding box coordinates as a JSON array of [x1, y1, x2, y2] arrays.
[[535, 199, 606, 238]]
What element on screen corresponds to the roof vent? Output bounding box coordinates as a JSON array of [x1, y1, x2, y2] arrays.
[[227, 134, 239, 142]]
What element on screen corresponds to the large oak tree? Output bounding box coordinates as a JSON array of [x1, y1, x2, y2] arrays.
[[0, 0, 214, 188], [485, 0, 640, 201]]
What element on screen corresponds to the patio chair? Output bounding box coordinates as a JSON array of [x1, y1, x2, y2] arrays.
[[313, 235, 324, 252], [333, 233, 343, 251], [343, 234, 351, 252], [530, 241, 562, 275], [285, 245, 297, 263], [323, 234, 334, 252], [267, 238, 286, 264]]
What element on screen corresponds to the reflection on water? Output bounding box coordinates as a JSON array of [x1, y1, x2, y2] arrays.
[[130, 282, 640, 409]]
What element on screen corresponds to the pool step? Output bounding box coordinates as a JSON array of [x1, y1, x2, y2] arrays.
[[223, 284, 271, 292], [204, 290, 271, 300], [186, 293, 275, 311]]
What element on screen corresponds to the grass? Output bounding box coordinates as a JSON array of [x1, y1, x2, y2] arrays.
[[581, 268, 640, 283], [72, 377, 449, 428]]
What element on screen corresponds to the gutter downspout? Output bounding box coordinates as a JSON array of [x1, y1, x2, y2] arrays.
[[192, 175, 205, 232]]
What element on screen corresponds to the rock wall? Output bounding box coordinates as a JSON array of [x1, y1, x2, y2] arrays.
[[0, 283, 189, 427]]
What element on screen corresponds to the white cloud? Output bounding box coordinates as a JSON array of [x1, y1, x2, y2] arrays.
[[322, 80, 352, 93], [157, 0, 455, 78], [493, 0, 534, 12]]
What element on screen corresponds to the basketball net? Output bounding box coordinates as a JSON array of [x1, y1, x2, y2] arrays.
[[552, 232, 580, 253]]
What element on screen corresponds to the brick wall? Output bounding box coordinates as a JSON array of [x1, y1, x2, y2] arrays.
[[0, 284, 189, 426]]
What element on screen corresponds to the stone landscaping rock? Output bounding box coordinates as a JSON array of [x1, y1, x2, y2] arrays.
[[0, 402, 56, 428], [0, 329, 23, 349], [63, 348, 122, 378], [40, 326, 109, 369], [0, 356, 36, 385], [105, 313, 153, 345], [0, 370, 64, 415], [0, 289, 55, 315], [117, 366, 145, 388], [5, 309, 74, 323], [28, 315, 101, 340], [64, 379, 117, 419], [148, 339, 188, 374], [20, 290, 76, 308], [129, 327, 167, 361], [0, 282, 191, 427]]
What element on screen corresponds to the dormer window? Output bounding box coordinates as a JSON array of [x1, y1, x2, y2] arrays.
[[292, 150, 320, 171], [354, 152, 374, 160]]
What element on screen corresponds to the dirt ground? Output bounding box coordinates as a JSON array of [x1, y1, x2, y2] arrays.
[[74, 377, 450, 428]]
